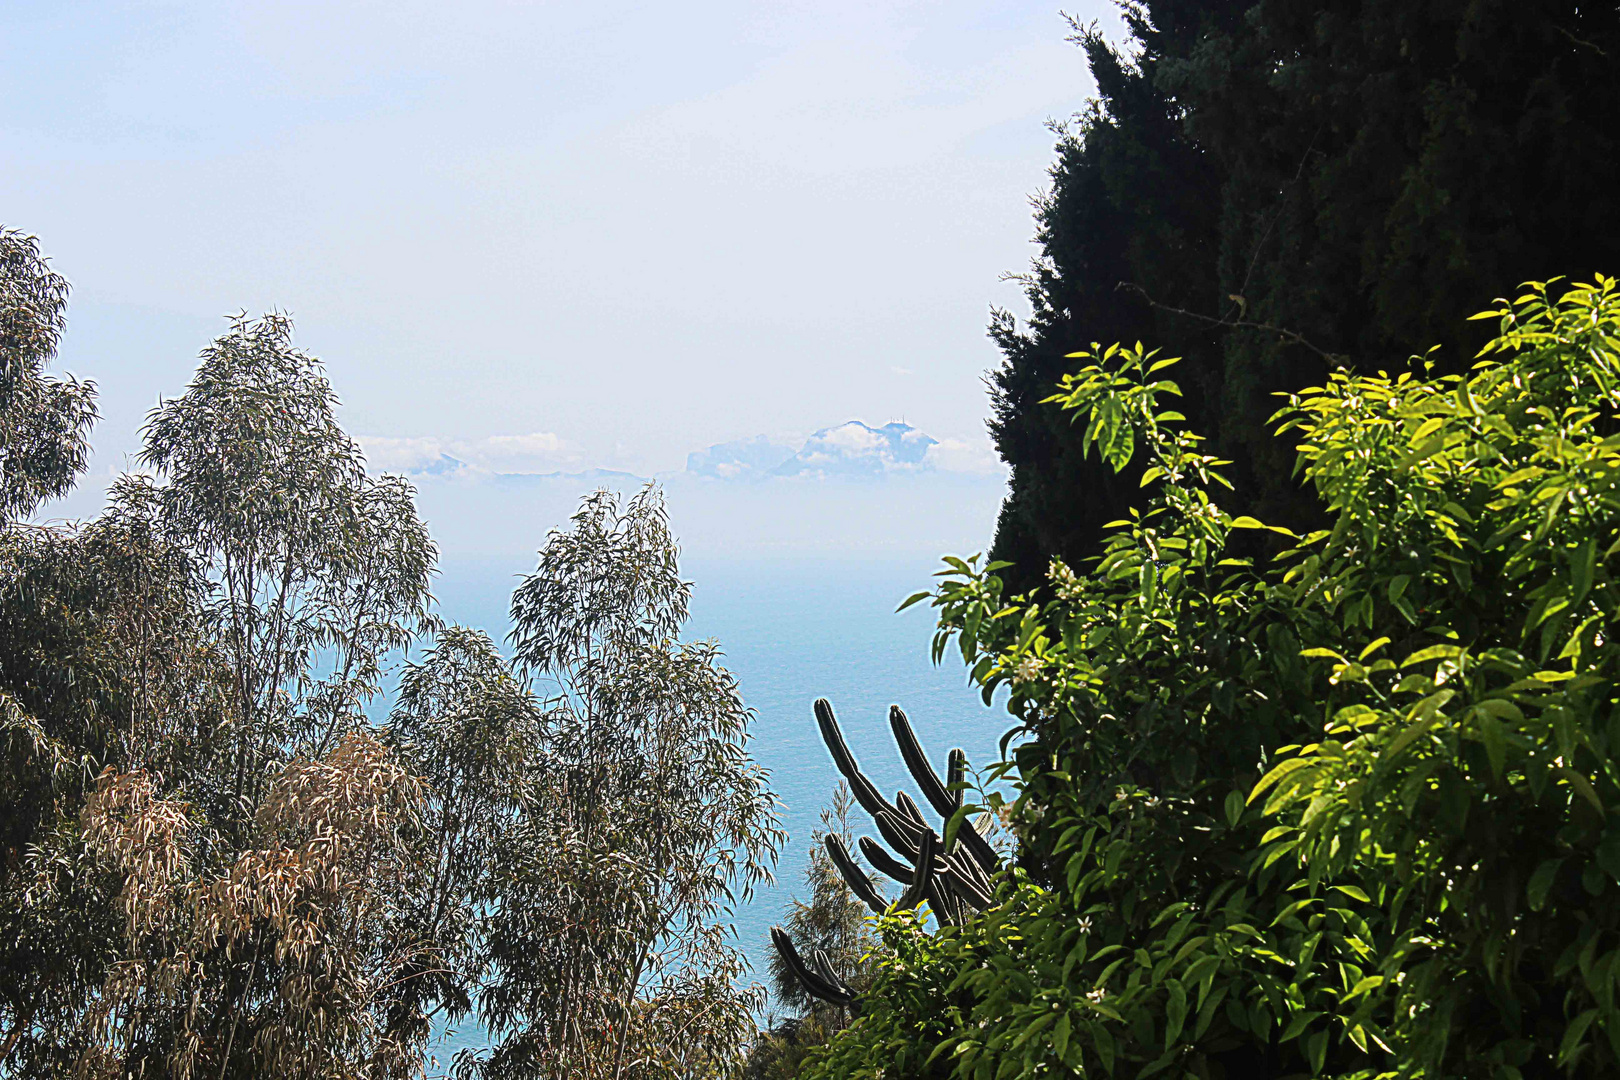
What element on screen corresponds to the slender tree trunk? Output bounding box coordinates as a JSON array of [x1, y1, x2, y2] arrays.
[[217, 933, 264, 1080]]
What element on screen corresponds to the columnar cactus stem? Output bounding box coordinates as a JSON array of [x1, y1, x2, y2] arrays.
[[814, 698, 895, 822], [825, 834, 887, 916], [858, 835, 914, 885], [770, 926, 859, 1009], [772, 697, 1007, 1009]]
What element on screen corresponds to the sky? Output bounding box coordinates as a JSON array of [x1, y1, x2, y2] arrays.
[[5, 0, 1121, 557]]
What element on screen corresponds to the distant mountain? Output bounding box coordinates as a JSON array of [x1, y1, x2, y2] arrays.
[[412, 454, 470, 478], [770, 421, 936, 479], [379, 421, 1000, 487], [686, 435, 797, 480]]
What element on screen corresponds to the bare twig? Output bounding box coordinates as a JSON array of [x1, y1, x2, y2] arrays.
[[1552, 23, 1608, 57], [1116, 281, 1346, 364]]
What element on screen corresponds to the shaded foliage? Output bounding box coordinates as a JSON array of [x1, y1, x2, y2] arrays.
[[747, 785, 880, 1080], [990, 0, 1620, 590]]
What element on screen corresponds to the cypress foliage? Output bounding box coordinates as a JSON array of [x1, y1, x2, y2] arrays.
[[990, 0, 1620, 589]]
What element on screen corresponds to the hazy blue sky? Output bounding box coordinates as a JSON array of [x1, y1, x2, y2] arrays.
[[7, 1, 1120, 553]]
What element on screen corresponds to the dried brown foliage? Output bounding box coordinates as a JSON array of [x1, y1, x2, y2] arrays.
[[75, 731, 430, 1080]]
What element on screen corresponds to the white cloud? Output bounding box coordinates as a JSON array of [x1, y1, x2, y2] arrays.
[[359, 435, 450, 473], [480, 431, 574, 464], [924, 436, 1006, 477], [816, 423, 885, 454], [359, 430, 581, 477], [367, 422, 1006, 485]]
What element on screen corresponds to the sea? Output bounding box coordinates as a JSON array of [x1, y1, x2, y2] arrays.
[[420, 552, 1018, 1065]]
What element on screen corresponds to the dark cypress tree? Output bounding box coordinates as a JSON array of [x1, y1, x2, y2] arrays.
[[990, 0, 1620, 589]]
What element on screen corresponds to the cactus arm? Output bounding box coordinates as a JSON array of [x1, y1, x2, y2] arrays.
[[897, 827, 936, 910], [927, 880, 960, 926], [895, 790, 929, 831], [771, 926, 856, 1006], [815, 698, 895, 820], [947, 748, 967, 814], [939, 853, 994, 910], [874, 810, 924, 864], [858, 835, 915, 885], [951, 843, 994, 895], [825, 834, 888, 915], [810, 947, 856, 998], [889, 706, 958, 819], [887, 705, 998, 870]]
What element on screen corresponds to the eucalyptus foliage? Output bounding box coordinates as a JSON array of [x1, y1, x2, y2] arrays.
[[809, 277, 1620, 1079], [140, 312, 437, 810], [385, 625, 543, 1050], [0, 478, 228, 1075], [472, 486, 783, 1080], [0, 235, 783, 1078], [0, 227, 98, 523]]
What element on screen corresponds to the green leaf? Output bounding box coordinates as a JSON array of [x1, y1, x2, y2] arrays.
[[1342, 976, 1383, 1003], [1528, 859, 1564, 911], [1358, 637, 1392, 661], [1164, 979, 1188, 1049], [1572, 535, 1597, 602], [1409, 416, 1446, 443], [1224, 789, 1245, 828], [1279, 1010, 1322, 1042], [1379, 694, 1454, 766], [1474, 707, 1507, 781], [1094, 1023, 1115, 1074], [1559, 768, 1605, 814], [1307, 1030, 1329, 1074], [1402, 644, 1463, 667], [897, 590, 932, 612], [1558, 1008, 1599, 1065], [1249, 757, 1313, 804]]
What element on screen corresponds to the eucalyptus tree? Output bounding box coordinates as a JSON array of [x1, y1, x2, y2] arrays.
[[140, 312, 436, 813], [0, 226, 98, 523], [384, 626, 543, 1054], [475, 486, 783, 1080], [75, 728, 430, 1080], [0, 474, 233, 1075]]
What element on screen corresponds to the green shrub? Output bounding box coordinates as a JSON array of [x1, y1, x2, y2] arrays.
[[808, 276, 1620, 1078]]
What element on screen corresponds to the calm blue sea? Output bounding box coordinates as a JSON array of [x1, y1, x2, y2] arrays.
[[419, 553, 1017, 1064]]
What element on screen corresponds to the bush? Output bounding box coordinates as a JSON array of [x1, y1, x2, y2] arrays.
[[808, 276, 1620, 1078]]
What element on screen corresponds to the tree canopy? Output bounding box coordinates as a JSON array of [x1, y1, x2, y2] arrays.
[[0, 242, 782, 1079], [989, 0, 1620, 590]]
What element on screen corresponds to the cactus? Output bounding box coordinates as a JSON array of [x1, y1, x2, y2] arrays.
[[771, 697, 1003, 1008]]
